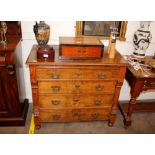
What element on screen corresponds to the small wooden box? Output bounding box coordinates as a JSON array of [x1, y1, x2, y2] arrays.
[[59, 37, 104, 60]]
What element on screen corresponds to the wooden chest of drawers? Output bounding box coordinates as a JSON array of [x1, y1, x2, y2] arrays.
[[26, 45, 127, 129]]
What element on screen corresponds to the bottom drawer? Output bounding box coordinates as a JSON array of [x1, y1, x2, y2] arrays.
[[39, 108, 111, 122]]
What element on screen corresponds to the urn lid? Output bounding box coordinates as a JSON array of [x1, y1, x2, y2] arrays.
[[34, 21, 50, 33]]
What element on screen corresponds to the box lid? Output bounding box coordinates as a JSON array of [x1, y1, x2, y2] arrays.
[[59, 37, 103, 46]]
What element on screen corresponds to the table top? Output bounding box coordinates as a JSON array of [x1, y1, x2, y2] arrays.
[[128, 56, 155, 79]]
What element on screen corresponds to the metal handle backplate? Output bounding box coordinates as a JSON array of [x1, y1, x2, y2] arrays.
[[52, 115, 61, 120], [91, 113, 99, 119], [51, 72, 60, 79], [94, 100, 102, 105], [96, 85, 104, 91], [98, 72, 105, 79], [51, 100, 61, 105], [51, 86, 61, 92]]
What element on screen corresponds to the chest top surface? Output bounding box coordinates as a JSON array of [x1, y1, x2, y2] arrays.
[[26, 45, 127, 66]]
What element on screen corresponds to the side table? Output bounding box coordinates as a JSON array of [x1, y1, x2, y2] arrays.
[[119, 56, 155, 128]]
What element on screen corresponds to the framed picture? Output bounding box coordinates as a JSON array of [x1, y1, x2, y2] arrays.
[[76, 21, 127, 41]]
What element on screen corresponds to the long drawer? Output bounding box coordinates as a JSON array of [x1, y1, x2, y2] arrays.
[[38, 80, 116, 94], [36, 67, 120, 80], [39, 94, 113, 108], [39, 107, 111, 122], [60, 45, 103, 59]]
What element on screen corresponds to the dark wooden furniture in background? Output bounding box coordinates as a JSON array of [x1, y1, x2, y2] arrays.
[[0, 22, 29, 126], [27, 45, 127, 129], [119, 56, 155, 128]]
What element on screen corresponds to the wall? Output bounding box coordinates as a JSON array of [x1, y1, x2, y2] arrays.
[[20, 21, 155, 102]]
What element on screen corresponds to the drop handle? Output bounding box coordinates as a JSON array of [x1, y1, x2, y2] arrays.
[[73, 112, 80, 117], [51, 72, 60, 79], [94, 100, 102, 105], [91, 113, 99, 119], [96, 85, 104, 91], [51, 86, 61, 92], [75, 84, 80, 89], [73, 110, 80, 117], [98, 72, 105, 79], [75, 72, 82, 77], [52, 115, 61, 120], [51, 100, 61, 105], [73, 99, 80, 104]]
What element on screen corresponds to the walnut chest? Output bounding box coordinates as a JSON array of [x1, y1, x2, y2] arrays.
[[26, 45, 127, 129]]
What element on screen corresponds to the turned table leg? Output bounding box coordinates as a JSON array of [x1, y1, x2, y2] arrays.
[[124, 97, 136, 127], [35, 125, 41, 130], [34, 117, 41, 130]]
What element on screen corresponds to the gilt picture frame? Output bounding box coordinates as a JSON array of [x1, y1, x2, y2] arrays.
[[76, 21, 127, 41]]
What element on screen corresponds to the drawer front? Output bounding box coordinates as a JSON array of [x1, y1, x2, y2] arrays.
[[39, 108, 110, 122], [70, 108, 110, 121], [40, 109, 67, 122], [60, 46, 102, 58], [38, 81, 116, 94], [36, 67, 120, 80], [39, 94, 113, 108], [143, 79, 155, 90]]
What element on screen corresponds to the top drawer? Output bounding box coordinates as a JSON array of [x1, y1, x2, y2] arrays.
[[60, 45, 103, 59], [36, 67, 120, 80]]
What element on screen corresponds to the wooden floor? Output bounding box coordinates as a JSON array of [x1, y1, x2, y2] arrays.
[[0, 103, 155, 134]]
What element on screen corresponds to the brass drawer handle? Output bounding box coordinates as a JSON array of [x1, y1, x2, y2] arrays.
[[94, 100, 102, 105], [75, 72, 82, 77], [73, 112, 80, 117], [91, 113, 99, 119], [77, 50, 86, 53], [51, 72, 60, 79], [51, 86, 61, 92], [96, 85, 104, 91], [98, 72, 105, 79], [73, 99, 80, 104], [52, 115, 61, 120], [73, 110, 80, 117], [75, 84, 80, 89], [51, 100, 61, 105]]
